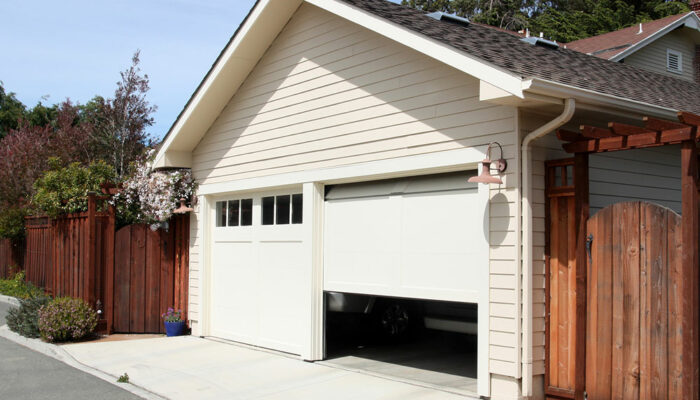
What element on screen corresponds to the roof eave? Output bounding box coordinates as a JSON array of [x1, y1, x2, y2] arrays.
[[523, 78, 679, 119]]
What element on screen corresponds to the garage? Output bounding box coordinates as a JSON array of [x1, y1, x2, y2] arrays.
[[209, 189, 307, 355], [322, 171, 490, 394]]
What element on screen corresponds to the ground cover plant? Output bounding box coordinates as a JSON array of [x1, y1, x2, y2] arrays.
[[0, 271, 44, 299], [6, 295, 52, 338]]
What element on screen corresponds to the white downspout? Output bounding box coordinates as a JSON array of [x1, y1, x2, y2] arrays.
[[521, 98, 575, 398]]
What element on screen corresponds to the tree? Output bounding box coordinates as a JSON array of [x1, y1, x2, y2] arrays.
[[85, 50, 156, 180], [0, 83, 27, 139], [403, 0, 535, 30]]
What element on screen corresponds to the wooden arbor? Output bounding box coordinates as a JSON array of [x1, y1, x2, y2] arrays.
[[546, 112, 700, 400]]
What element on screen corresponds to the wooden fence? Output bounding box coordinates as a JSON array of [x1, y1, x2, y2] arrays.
[[0, 238, 24, 279], [20, 194, 189, 334]]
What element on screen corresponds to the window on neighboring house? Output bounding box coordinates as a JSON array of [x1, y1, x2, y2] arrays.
[[667, 49, 682, 74], [261, 194, 303, 225], [215, 198, 253, 227]]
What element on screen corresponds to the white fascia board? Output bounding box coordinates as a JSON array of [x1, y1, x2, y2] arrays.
[[522, 78, 678, 119], [609, 12, 700, 61], [154, 0, 302, 169], [198, 147, 485, 196], [304, 0, 524, 98]]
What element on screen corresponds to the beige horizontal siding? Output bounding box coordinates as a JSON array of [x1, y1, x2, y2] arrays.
[[189, 2, 521, 377], [624, 29, 696, 82]]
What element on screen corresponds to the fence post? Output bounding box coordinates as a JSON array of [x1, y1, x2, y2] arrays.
[[86, 193, 97, 307], [104, 203, 116, 334]]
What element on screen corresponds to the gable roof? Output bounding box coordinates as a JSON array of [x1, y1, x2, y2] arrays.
[[339, 0, 700, 113], [565, 12, 700, 60], [155, 0, 700, 168]]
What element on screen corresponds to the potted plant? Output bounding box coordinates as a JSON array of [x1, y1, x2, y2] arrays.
[[162, 308, 186, 337]]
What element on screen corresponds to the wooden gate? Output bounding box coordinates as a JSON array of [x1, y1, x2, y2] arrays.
[[113, 214, 189, 334], [585, 202, 683, 399]]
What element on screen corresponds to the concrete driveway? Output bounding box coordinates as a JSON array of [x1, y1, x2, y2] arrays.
[[63, 335, 476, 400]]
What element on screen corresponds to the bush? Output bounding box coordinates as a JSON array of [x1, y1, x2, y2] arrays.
[[32, 158, 116, 217], [0, 207, 28, 240], [38, 297, 98, 342], [6, 295, 52, 338], [0, 271, 44, 299]]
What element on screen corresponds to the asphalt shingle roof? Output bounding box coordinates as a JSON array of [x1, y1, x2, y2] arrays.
[[340, 0, 700, 114], [565, 13, 690, 59]]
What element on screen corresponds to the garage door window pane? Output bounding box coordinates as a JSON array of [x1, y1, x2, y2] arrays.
[[262, 196, 274, 225], [216, 201, 226, 227], [241, 199, 252, 226], [227, 200, 240, 227], [276, 195, 290, 224], [292, 194, 303, 224]]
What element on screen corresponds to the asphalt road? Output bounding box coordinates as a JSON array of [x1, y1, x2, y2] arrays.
[[0, 301, 142, 400]]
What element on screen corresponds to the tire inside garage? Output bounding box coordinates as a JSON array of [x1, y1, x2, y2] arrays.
[[324, 293, 478, 395]]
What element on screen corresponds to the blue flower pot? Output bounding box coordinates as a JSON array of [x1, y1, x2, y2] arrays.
[[164, 321, 186, 337]]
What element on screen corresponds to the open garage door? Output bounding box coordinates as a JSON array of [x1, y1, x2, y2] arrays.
[[209, 190, 307, 355], [323, 172, 489, 303]]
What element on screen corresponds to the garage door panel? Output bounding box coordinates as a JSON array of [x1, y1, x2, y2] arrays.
[[209, 189, 306, 355], [324, 173, 487, 303], [211, 241, 258, 340], [257, 241, 305, 353]]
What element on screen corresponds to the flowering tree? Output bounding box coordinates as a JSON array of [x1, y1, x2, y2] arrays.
[[113, 152, 195, 229]]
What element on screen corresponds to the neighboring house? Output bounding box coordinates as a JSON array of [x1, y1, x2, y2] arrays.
[[566, 6, 700, 83], [153, 0, 700, 399]]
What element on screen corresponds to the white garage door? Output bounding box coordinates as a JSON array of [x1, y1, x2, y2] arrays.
[[210, 190, 306, 355], [324, 172, 488, 303]]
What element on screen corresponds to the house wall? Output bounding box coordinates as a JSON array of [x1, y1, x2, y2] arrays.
[[624, 28, 697, 82], [187, 3, 523, 396]]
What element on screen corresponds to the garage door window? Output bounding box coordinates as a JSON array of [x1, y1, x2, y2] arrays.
[[216, 199, 253, 227], [262, 194, 303, 225]]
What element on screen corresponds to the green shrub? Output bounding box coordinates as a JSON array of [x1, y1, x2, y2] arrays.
[[6, 295, 52, 338], [0, 271, 44, 299], [0, 207, 28, 240], [38, 297, 98, 342], [32, 158, 116, 217]]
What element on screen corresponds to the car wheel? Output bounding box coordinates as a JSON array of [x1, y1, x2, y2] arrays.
[[377, 303, 410, 338]]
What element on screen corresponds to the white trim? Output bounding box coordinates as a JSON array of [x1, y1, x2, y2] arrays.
[[304, 0, 524, 98], [197, 195, 212, 337], [609, 12, 700, 61], [666, 48, 683, 74], [476, 179, 491, 397], [198, 147, 485, 196], [302, 182, 325, 361]]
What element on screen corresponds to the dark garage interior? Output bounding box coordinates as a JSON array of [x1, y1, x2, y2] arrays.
[[323, 292, 478, 394]]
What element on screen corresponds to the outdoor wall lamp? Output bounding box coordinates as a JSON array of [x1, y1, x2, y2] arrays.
[[468, 142, 507, 185]]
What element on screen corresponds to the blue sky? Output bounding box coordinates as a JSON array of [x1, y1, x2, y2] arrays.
[[2, 1, 404, 141]]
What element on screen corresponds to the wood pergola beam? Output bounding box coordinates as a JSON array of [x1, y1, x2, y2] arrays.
[[643, 116, 688, 131], [562, 127, 693, 153], [608, 122, 656, 136], [580, 125, 616, 138], [557, 129, 585, 142]]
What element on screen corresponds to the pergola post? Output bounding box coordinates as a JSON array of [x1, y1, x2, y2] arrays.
[[574, 153, 589, 400], [680, 139, 699, 400]]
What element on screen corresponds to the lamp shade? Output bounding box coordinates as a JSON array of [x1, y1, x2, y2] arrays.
[[468, 159, 504, 184]]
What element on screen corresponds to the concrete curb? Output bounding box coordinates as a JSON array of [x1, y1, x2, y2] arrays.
[[0, 297, 167, 400], [0, 294, 21, 307]]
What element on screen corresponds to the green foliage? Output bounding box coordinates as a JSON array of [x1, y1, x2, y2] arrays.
[[0, 83, 27, 139], [38, 297, 98, 342], [0, 207, 28, 240], [6, 295, 52, 338], [31, 158, 116, 217], [0, 271, 44, 299], [117, 373, 130, 383], [402, 0, 692, 42]]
